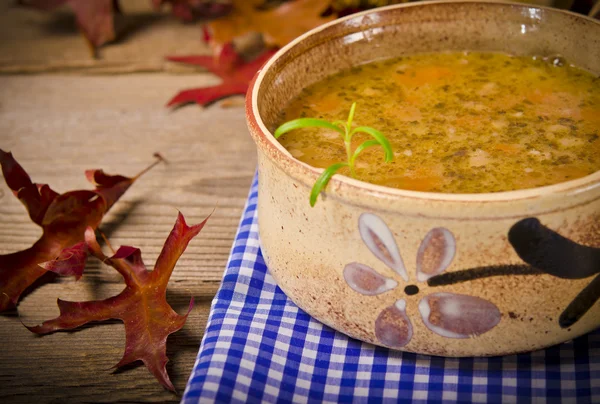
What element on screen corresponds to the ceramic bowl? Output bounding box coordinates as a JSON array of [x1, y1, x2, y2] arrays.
[[246, 1, 600, 356]]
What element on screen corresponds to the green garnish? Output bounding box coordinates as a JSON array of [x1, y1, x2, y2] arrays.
[[274, 102, 393, 206]]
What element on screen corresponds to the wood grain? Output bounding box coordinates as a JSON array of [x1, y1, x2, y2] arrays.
[[0, 74, 257, 402], [0, 0, 212, 74]]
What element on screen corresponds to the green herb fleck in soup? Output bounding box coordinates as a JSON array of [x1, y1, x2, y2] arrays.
[[276, 52, 600, 193]]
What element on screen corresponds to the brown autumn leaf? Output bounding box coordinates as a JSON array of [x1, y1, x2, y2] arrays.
[[205, 0, 335, 53], [0, 150, 162, 311], [27, 212, 210, 391], [20, 0, 117, 52]]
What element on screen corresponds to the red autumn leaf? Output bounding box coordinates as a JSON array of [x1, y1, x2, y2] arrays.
[[166, 44, 277, 107], [20, 0, 117, 51], [39, 242, 88, 277], [27, 212, 209, 391], [0, 150, 162, 311], [153, 0, 232, 22]]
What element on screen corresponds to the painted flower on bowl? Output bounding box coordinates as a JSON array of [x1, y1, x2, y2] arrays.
[[343, 213, 501, 348]]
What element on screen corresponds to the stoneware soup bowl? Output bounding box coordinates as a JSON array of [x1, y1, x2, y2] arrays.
[[246, 0, 600, 356]]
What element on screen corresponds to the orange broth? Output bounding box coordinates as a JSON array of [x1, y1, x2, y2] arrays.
[[277, 52, 600, 193]]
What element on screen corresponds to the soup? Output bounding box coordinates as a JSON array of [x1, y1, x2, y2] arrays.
[[276, 52, 600, 193]]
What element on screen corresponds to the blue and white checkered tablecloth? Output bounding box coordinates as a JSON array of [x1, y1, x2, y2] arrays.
[[182, 174, 600, 403]]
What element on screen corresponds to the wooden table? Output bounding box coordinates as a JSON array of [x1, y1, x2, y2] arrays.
[[0, 2, 255, 402]]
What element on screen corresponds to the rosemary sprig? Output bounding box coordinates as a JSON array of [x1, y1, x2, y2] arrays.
[[274, 103, 393, 206]]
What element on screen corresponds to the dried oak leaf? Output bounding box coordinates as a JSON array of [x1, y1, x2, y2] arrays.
[[28, 212, 209, 391], [205, 0, 335, 53], [20, 0, 117, 51], [0, 150, 162, 311], [153, 0, 232, 22], [166, 43, 277, 107]]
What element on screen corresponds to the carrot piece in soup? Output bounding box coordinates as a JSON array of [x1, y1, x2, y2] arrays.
[[398, 67, 453, 88], [582, 108, 600, 123], [494, 144, 521, 154]]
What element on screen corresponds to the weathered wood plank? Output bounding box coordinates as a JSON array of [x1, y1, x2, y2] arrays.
[[0, 73, 257, 402], [0, 0, 211, 74]]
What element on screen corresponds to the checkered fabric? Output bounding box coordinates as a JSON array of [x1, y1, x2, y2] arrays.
[[182, 175, 600, 403]]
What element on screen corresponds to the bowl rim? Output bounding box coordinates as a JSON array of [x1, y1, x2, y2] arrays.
[[246, 0, 600, 203]]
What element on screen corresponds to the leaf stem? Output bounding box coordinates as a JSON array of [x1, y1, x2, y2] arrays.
[[344, 131, 354, 177], [133, 153, 165, 181], [98, 229, 116, 254], [345, 102, 357, 177]]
